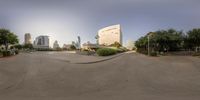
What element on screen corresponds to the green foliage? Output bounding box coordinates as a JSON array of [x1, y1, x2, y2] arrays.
[[150, 51, 157, 56], [23, 44, 33, 49], [135, 36, 148, 49], [55, 47, 62, 51], [36, 48, 53, 51], [97, 48, 117, 56], [186, 28, 200, 51], [192, 52, 200, 56], [132, 47, 136, 50], [14, 44, 23, 50], [70, 45, 76, 50], [135, 29, 184, 55], [110, 42, 122, 48], [151, 29, 184, 52], [2, 50, 12, 57], [0, 28, 19, 50], [109, 47, 127, 53], [15, 50, 19, 54]]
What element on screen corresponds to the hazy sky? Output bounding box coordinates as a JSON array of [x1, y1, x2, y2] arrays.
[[0, 0, 200, 46]]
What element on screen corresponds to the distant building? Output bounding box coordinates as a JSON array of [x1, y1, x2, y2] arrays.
[[126, 40, 135, 50], [98, 24, 122, 46], [24, 33, 32, 44], [71, 41, 78, 49], [77, 36, 81, 49], [82, 41, 98, 50], [53, 40, 60, 49], [63, 44, 72, 50], [33, 35, 49, 49]]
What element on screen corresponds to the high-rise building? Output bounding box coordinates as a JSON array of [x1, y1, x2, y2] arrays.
[[33, 35, 49, 49], [98, 24, 122, 46], [53, 40, 60, 49], [77, 36, 81, 49], [24, 33, 32, 44]]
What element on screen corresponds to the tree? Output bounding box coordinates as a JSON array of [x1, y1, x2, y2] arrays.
[[110, 42, 122, 48], [95, 34, 99, 44], [70, 45, 76, 50], [23, 44, 33, 49], [135, 29, 184, 54], [187, 28, 200, 52], [0, 29, 19, 50], [135, 36, 148, 54], [150, 29, 183, 52], [14, 44, 23, 50]]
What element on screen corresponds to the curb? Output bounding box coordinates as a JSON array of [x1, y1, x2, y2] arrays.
[[72, 52, 125, 64]]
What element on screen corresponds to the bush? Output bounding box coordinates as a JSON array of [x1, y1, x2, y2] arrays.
[[70, 45, 76, 50], [108, 47, 127, 53], [36, 48, 53, 51], [97, 48, 117, 56], [2, 51, 12, 57], [132, 47, 137, 51], [192, 52, 200, 56], [150, 52, 157, 56], [136, 48, 148, 55], [15, 50, 19, 54], [110, 42, 122, 48]]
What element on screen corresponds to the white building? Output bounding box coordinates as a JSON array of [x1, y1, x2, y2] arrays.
[[33, 35, 50, 49], [53, 40, 60, 49], [24, 33, 32, 44], [98, 24, 122, 46]]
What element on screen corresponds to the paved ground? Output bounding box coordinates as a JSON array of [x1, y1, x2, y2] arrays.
[[0, 52, 200, 100]]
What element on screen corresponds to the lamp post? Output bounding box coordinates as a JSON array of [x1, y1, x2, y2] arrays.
[[148, 35, 150, 56], [147, 32, 154, 56]]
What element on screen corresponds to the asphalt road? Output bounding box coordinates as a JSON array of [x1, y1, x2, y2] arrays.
[[0, 52, 200, 100]]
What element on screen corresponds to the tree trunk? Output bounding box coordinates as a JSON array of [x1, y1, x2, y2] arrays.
[[195, 47, 198, 52], [5, 43, 8, 51]]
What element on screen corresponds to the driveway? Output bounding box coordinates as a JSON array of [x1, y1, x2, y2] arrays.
[[0, 52, 200, 100]]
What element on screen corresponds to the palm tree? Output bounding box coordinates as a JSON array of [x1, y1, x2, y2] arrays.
[[95, 34, 99, 45]]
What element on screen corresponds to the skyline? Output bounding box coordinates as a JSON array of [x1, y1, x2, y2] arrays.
[[1, 0, 200, 46]]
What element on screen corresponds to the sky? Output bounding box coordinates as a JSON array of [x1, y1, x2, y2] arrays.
[[0, 0, 200, 47]]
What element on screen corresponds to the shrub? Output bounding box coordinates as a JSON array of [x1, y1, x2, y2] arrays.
[[132, 47, 137, 51], [192, 52, 200, 56], [108, 47, 127, 53], [110, 42, 122, 48], [150, 52, 157, 56], [97, 48, 117, 56], [70, 45, 76, 50], [136, 48, 148, 55], [2, 51, 12, 57], [15, 50, 19, 54], [0, 51, 2, 56]]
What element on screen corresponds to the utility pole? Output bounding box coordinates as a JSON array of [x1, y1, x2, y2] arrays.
[[148, 35, 150, 56]]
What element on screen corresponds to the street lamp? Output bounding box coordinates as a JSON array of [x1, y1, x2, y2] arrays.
[[148, 35, 150, 56], [147, 32, 154, 56]]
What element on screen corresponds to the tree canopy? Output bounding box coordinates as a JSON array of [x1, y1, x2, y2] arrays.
[[110, 42, 122, 48], [187, 28, 200, 48], [135, 29, 184, 54], [0, 28, 19, 50]]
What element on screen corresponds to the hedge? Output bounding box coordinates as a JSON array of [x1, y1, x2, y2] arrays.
[[97, 48, 117, 56]]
